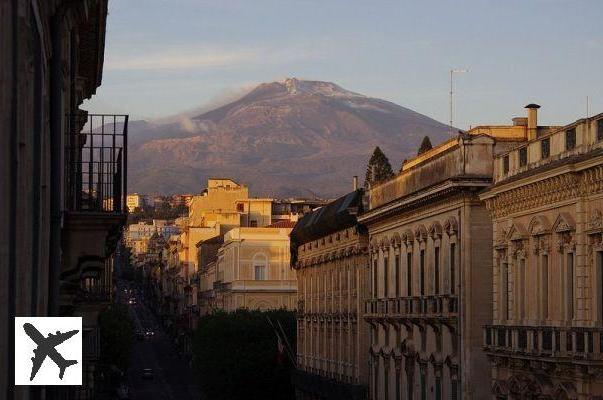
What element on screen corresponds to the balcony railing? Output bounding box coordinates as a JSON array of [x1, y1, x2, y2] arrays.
[[484, 325, 603, 361], [66, 114, 128, 213], [365, 295, 458, 319], [82, 326, 100, 361]]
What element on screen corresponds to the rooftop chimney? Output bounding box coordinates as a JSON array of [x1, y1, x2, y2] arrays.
[[353, 176, 358, 191], [525, 103, 540, 140]]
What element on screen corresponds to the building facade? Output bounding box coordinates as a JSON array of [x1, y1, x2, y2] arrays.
[[1, 1, 127, 398], [210, 225, 297, 311], [359, 116, 533, 399], [481, 110, 603, 398], [291, 190, 370, 400]]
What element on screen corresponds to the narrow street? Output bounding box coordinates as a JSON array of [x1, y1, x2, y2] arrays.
[[119, 283, 201, 400]]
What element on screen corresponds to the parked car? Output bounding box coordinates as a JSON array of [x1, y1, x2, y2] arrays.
[[142, 368, 154, 380]]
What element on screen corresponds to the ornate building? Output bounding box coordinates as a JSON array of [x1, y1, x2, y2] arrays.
[[359, 117, 531, 399], [290, 189, 370, 400], [481, 108, 603, 398]]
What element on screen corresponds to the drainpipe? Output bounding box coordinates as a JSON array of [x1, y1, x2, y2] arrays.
[[49, 9, 65, 317], [7, 1, 18, 398]]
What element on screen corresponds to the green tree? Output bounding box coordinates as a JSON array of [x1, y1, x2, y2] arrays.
[[417, 135, 433, 155], [364, 146, 394, 188], [192, 309, 296, 400], [98, 304, 134, 371]]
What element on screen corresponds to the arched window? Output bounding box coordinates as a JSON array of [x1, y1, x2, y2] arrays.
[[253, 253, 268, 280]]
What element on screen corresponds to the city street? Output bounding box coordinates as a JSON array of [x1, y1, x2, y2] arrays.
[[121, 285, 201, 400]]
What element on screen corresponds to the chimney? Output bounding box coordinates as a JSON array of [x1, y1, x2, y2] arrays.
[[525, 103, 540, 140], [353, 176, 358, 191]]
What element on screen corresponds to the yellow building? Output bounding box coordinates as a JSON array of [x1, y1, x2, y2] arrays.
[[127, 193, 147, 212], [206, 223, 297, 312]]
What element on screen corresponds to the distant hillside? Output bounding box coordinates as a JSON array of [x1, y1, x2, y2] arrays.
[[128, 78, 452, 197]]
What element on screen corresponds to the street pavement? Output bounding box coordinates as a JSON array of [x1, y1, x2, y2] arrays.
[[120, 283, 201, 400]]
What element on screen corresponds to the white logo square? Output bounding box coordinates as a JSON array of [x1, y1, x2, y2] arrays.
[[15, 317, 83, 385]]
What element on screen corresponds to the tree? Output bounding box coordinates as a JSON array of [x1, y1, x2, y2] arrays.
[[364, 146, 394, 188], [192, 309, 296, 400], [99, 304, 134, 371], [417, 135, 433, 155]]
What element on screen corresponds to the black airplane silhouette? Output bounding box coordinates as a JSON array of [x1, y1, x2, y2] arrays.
[[23, 323, 79, 381]]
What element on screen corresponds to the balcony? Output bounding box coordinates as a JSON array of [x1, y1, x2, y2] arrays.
[[61, 114, 128, 310], [483, 325, 603, 363], [82, 326, 100, 361], [66, 113, 128, 213], [365, 295, 458, 322]]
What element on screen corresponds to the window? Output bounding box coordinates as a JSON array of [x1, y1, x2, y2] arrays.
[[566, 128, 576, 150], [373, 259, 378, 297], [450, 243, 456, 295], [249, 220, 258, 227], [502, 261, 509, 321], [598, 252, 603, 321], [395, 255, 400, 297], [420, 372, 426, 400], [542, 254, 549, 319], [541, 138, 550, 159], [503, 155, 509, 174], [434, 247, 440, 294], [435, 376, 442, 400], [598, 119, 603, 141], [518, 258, 526, 319], [519, 147, 528, 167], [407, 370, 414, 400], [254, 264, 266, 280], [253, 254, 267, 280], [567, 253, 574, 320], [236, 203, 244, 212], [420, 250, 425, 295], [384, 256, 389, 297], [407, 252, 413, 296]]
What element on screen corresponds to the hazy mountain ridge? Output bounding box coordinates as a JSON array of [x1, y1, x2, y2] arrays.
[[128, 78, 452, 197]]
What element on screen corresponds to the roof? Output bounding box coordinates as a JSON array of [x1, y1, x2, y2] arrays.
[[290, 189, 364, 246], [267, 220, 298, 228]]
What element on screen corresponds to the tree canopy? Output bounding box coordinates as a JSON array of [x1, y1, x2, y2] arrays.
[[192, 309, 296, 400], [364, 146, 394, 188], [417, 135, 433, 155]]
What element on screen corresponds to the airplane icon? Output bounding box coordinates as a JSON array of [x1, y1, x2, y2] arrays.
[[23, 323, 79, 381]]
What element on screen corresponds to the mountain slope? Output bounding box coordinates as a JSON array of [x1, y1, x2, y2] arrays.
[[128, 78, 452, 197]]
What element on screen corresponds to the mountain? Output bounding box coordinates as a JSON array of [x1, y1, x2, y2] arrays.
[[128, 78, 452, 198]]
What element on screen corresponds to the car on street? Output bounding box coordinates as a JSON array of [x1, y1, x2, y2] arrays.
[[142, 368, 154, 380]]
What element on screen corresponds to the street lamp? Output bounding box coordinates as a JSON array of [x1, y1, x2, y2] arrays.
[[450, 69, 469, 135]]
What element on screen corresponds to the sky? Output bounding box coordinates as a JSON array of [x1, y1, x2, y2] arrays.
[[85, 0, 603, 129]]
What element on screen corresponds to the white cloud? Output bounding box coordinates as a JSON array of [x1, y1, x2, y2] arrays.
[[105, 48, 261, 71], [104, 43, 328, 72]]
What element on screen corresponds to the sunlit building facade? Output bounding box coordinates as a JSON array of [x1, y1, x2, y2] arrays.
[[481, 109, 603, 398], [291, 190, 370, 400]]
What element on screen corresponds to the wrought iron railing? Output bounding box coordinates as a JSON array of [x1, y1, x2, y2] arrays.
[[66, 113, 128, 213], [484, 325, 603, 360], [365, 295, 459, 318]]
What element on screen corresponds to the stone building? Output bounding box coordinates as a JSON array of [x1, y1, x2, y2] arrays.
[[207, 223, 297, 312], [1, 1, 127, 398], [290, 189, 370, 399], [359, 115, 533, 399], [481, 108, 603, 398]]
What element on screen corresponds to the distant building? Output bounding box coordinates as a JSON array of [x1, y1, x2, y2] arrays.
[[481, 108, 603, 398], [127, 193, 147, 212], [209, 225, 297, 311], [290, 190, 370, 400]]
